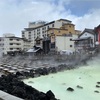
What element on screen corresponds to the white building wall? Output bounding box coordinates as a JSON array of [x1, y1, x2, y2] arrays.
[[23, 31, 29, 39], [54, 21, 62, 28], [22, 40, 32, 51], [54, 20, 71, 28], [0, 38, 4, 56], [56, 35, 78, 52], [3, 38, 10, 54], [23, 30, 35, 46], [80, 32, 95, 47]]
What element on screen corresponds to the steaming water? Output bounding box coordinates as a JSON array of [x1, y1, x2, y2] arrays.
[[24, 57, 100, 100]]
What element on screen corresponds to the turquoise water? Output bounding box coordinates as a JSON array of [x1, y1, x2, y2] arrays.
[[24, 58, 100, 100]]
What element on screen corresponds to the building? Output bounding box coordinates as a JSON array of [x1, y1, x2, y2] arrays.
[[94, 25, 100, 46], [47, 23, 75, 40], [47, 23, 76, 36], [55, 34, 78, 52], [0, 34, 32, 55], [48, 22, 80, 51], [73, 28, 95, 51], [22, 38, 32, 52], [22, 19, 73, 46], [75, 30, 81, 35]]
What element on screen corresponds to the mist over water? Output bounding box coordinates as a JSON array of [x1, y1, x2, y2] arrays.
[[24, 54, 100, 100]]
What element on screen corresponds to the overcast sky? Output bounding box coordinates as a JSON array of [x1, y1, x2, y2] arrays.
[[0, 0, 100, 37]]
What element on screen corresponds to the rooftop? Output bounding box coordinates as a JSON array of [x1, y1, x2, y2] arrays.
[[24, 19, 71, 31], [79, 28, 95, 37], [83, 28, 95, 34]]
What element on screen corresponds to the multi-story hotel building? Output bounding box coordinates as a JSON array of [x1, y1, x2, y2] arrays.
[[22, 19, 74, 46], [0, 34, 32, 54]]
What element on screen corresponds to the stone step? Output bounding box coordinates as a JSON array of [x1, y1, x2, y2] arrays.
[[0, 90, 23, 100]]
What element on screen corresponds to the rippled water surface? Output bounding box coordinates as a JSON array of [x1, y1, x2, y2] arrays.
[[24, 57, 100, 100]]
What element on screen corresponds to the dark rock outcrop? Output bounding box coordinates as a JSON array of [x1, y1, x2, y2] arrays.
[[0, 74, 57, 100]]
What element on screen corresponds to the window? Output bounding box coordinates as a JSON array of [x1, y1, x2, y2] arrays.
[[29, 34, 31, 37], [29, 37, 31, 40], [70, 38, 72, 41], [22, 35, 24, 38], [17, 48, 19, 50], [37, 28, 40, 31], [10, 48, 13, 50], [42, 27, 44, 30], [22, 32, 24, 34], [10, 43, 13, 45], [69, 25, 71, 27], [52, 24, 54, 27], [44, 34, 46, 37], [90, 39, 93, 44], [10, 38, 13, 41], [17, 43, 20, 45], [58, 30, 60, 33], [29, 31, 31, 33], [48, 26, 49, 29], [17, 39, 19, 41], [70, 45, 72, 47]]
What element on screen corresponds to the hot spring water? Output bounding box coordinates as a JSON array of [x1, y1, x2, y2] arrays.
[[24, 57, 100, 100]]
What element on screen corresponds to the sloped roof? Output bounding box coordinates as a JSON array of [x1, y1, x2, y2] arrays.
[[79, 28, 95, 37], [27, 48, 41, 53], [58, 19, 72, 22]]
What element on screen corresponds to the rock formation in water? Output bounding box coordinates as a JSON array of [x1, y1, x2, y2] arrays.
[[67, 87, 74, 92], [76, 85, 83, 89], [96, 85, 100, 88], [97, 82, 100, 84], [94, 90, 99, 93]]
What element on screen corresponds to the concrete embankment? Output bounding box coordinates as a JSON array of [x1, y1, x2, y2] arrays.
[[0, 90, 23, 100]]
